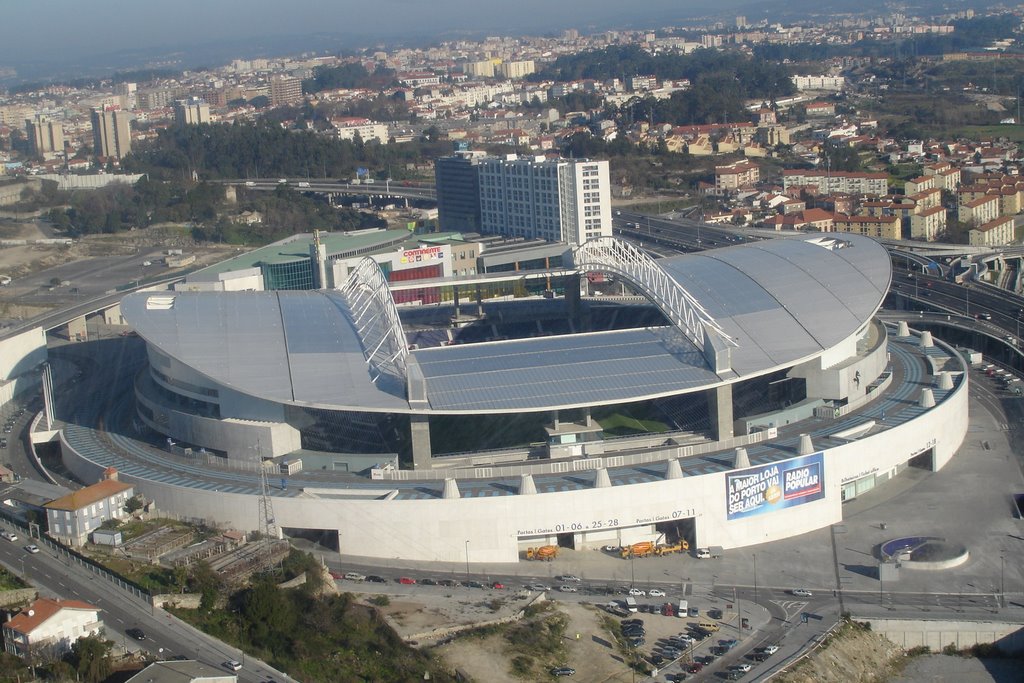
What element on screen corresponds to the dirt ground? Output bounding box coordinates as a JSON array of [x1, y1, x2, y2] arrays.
[[774, 623, 906, 683]]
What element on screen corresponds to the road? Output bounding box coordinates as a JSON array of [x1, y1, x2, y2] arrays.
[[0, 520, 286, 682]]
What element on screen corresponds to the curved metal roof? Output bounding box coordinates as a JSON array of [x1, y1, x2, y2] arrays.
[[121, 233, 890, 414]]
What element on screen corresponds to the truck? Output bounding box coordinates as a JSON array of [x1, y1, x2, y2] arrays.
[[620, 541, 655, 559], [654, 540, 690, 556], [526, 545, 559, 561]]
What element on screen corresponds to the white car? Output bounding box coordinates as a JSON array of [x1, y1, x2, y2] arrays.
[[790, 588, 813, 597], [627, 588, 645, 597], [223, 660, 242, 672], [557, 574, 582, 583], [24, 544, 39, 554], [761, 644, 779, 655], [648, 588, 666, 597], [343, 572, 366, 582], [0, 531, 17, 542], [528, 583, 551, 592], [558, 585, 578, 593], [730, 663, 752, 673], [695, 548, 712, 559]]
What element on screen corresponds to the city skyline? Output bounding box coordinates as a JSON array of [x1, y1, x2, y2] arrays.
[[0, 0, 847, 72]]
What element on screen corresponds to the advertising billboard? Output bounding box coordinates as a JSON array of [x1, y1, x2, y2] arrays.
[[726, 452, 825, 521]]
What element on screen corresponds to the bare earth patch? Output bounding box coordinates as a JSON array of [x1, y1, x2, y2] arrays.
[[774, 622, 904, 683]]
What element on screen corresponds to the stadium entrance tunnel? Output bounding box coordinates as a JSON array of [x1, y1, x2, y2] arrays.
[[282, 527, 340, 552], [908, 447, 934, 470]]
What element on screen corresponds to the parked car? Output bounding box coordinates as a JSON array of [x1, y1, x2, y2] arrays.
[[687, 663, 704, 674], [420, 578, 438, 586], [695, 548, 712, 559], [759, 644, 779, 655], [529, 583, 551, 591], [648, 588, 666, 597], [790, 588, 813, 597], [365, 575, 386, 583], [328, 570, 342, 580], [491, 582, 505, 589], [437, 579, 457, 587], [557, 574, 582, 583], [627, 588, 645, 596], [558, 585, 578, 593], [550, 667, 575, 677], [343, 572, 366, 582], [398, 577, 417, 585]]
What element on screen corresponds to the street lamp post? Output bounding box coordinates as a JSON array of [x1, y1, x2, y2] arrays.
[[465, 540, 470, 583], [753, 553, 758, 604], [1000, 551, 1005, 607]]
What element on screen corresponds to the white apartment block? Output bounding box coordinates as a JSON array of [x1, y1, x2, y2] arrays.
[[782, 170, 888, 195], [910, 205, 947, 241], [792, 74, 846, 91], [958, 194, 1001, 226], [331, 117, 389, 144], [495, 61, 536, 79], [969, 215, 1015, 247], [478, 155, 611, 246]]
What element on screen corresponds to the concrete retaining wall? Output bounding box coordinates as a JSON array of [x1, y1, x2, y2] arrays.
[[861, 617, 1024, 653], [152, 593, 202, 609]]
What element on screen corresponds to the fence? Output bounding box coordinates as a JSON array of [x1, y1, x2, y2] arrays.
[[0, 504, 153, 605]]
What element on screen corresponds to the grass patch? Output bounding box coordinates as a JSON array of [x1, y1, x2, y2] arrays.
[[596, 411, 670, 436], [0, 566, 28, 591]]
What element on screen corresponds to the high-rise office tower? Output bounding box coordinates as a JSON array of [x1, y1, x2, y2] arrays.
[[90, 107, 132, 159], [436, 153, 612, 246], [435, 151, 486, 233]]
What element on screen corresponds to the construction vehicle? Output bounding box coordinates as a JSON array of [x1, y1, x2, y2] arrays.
[[620, 541, 655, 559], [654, 540, 690, 556], [526, 545, 559, 561]]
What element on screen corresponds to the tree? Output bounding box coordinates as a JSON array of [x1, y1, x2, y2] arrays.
[[123, 495, 143, 514], [66, 635, 113, 683]]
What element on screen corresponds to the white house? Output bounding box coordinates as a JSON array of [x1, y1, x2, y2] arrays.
[[2, 598, 102, 659]]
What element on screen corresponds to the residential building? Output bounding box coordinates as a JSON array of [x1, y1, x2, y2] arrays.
[[969, 215, 1015, 247], [331, 117, 389, 144], [910, 205, 947, 241], [44, 468, 135, 546], [90, 106, 132, 160], [714, 160, 760, 193], [269, 76, 303, 107], [476, 154, 612, 246], [791, 74, 846, 91], [804, 102, 836, 117], [763, 208, 834, 231], [904, 175, 936, 195], [832, 213, 901, 240], [495, 60, 536, 79], [463, 60, 495, 78], [3, 598, 102, 659], [782, 170, 888, 195], [25, 115, 64, 159], [174, 98, 211, 125], [435, 150, 486, 232], [958, 194, 1001, 226], [125, 660, 237, 683]]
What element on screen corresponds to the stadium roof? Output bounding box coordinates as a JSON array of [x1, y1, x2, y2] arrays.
[[122, 234, 890, 414]]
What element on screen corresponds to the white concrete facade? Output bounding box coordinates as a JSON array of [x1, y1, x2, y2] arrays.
[[61, 329, 968, 564]]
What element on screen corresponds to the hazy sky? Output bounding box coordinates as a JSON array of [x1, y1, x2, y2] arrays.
[[1, 0, 749, 65]]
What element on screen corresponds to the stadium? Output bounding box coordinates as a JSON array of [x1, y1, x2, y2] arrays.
[[57, 233, 969, 564]]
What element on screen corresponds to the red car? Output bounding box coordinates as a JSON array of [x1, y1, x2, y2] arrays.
[[687, 663, 703, 674], [398, 577, 417, 585], [328, 570, 343, 580], [491, 582, 505, 589]]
